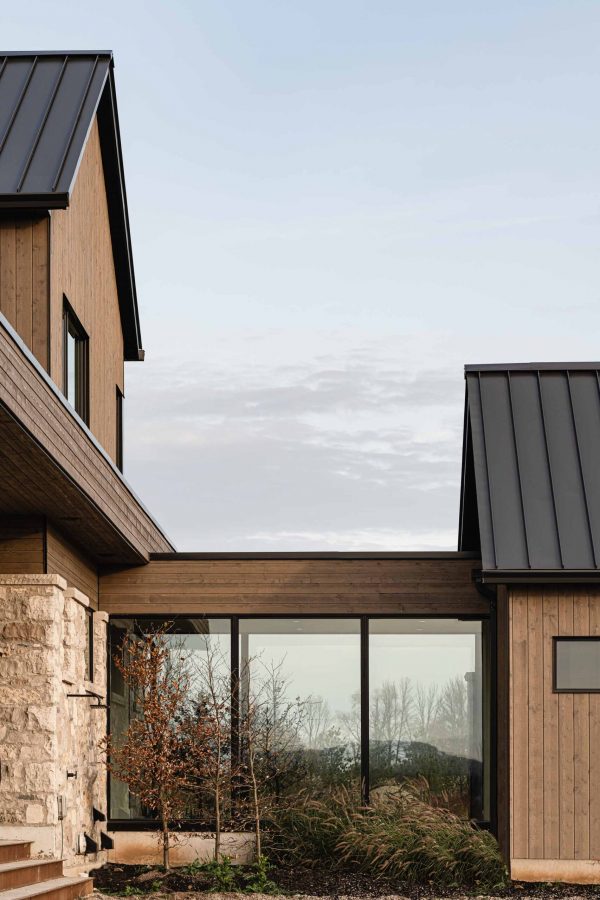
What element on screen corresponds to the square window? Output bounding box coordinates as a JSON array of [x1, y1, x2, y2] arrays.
[[554, 637, 600, 692]]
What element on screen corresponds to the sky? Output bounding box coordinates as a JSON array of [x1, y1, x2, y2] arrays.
[[3, 1, 600, 551]]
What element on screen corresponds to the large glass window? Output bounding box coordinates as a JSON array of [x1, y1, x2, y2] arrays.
[[239, 619, 361, 795], [107, 615, 489, 824], [369, 619, 489, 820], [108, 617, 230, 821]]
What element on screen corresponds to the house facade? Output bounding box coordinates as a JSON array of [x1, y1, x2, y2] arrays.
[[0, 50, 599, 888]]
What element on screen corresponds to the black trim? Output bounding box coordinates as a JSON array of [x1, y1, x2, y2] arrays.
[[107, 612, 492, 829], [150, 551, 481, 561], [116, 386, 123, 472], [553, 636, 600, 693], [63, 297, 89, 425]]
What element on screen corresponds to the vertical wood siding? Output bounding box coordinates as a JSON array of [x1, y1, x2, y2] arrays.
[[510, 587, 600, 863], [0, 218, 49, 368], [50, 117, 124, 461]]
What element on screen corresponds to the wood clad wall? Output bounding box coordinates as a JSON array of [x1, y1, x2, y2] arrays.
[[99, 556, 486, 615], [46, 524, 98, 608], [0, 516, 44, 574], [0, 217, 49, 368], [50, 117, 124, 461], [509, 587, 600, 866]]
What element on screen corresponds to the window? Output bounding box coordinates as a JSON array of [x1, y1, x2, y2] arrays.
[[109, 618, 231, 821], [240, 619, 361, 795], [116, 387, 123, 471], [84, 608, 94, 682], [554, 637, 600, 692], [369, 619, 489, 821], [63, 299, 89, 423], [107, 615, 490, 825]]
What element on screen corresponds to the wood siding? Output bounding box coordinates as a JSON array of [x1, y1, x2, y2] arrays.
[[0, 314, 172, 563], [509, 587, 600, 866], [50, 118, 124, 461], [0, 218, 49, 369], [46, 524, 98, 608], [99, 556, 486, 615], [0, 516, 44, 574]]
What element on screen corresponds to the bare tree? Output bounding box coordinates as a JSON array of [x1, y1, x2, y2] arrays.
[[237, 657, 305, 858], [370, 678, 414, 765], [413, 683, 440, 744], [186, 638, 232, 861]]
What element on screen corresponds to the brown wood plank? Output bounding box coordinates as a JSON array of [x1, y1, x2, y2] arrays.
[[0, 225, 17, 327], [589, 598, 600, 859], [495, 585, 511, 866], [511, 589, 529, 859], [46, 523, 98, 607], [0, 515, 44, 574], [31, 217, 49, 370], [573, 591, 590, 860], [558, 592, 575, 860], [528, 589, 544, 859], [50, 119, 124, 460], [15, 221, 33, 348], [542, 589, 560, 860]]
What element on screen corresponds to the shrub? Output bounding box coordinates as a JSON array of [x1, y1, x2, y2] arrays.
[[267, 778, 507, 889]]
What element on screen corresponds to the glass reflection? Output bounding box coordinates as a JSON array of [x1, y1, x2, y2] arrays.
[[368, 619, 488, 820], [239, 619, 361, 796], [108, 617, 230, 821]]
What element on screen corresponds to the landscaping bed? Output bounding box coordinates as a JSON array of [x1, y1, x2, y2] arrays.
[[93, 863, 600, 898]]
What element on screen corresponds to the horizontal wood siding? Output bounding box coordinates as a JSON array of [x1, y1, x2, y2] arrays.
[[0, 515, 44, 574], [0, 218, 48, 369], [50, 118, 124, 461], [46, 524, 98, 608], [99, 557, 486, 615], [0, 315, 172, 563], [510, 587, 600, 865]]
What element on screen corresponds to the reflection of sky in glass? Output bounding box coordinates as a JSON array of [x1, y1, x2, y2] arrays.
[[243, 632, 360, 715], [371, 635, 477, 688]]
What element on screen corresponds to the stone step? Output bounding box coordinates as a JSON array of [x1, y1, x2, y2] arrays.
[[0, 874, 93, 900], [0, 845, 31, 866], [0, 860, 64, 891]]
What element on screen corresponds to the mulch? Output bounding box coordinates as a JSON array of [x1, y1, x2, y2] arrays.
[[91, 864, 600, 899]]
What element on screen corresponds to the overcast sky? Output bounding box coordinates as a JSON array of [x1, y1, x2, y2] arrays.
[[3, 2, 600, 550]]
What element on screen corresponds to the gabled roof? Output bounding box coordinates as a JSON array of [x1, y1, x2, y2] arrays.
[[459, 363, 600, 578], [0, 51, 142, 360]]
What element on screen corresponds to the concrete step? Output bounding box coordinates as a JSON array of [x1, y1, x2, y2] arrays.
[[0, 860, 64, 891], [0, 845, 31, 866], [0, 874, 93, 900]]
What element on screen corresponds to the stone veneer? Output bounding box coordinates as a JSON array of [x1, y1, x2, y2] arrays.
[[0, 575, 108, 866]]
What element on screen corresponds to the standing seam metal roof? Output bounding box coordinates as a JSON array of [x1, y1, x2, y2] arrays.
[[0, 52, 142, 360], [460, 364, 600, 573]]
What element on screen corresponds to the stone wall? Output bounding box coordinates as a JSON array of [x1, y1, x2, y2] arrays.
[[0, 575, 108, 865]]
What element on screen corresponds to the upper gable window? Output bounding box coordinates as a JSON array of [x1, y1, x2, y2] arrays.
[[63, 298, 89, 425]]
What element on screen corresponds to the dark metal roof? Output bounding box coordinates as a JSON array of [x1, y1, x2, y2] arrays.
[[459, 364, 600, 576], [0, 52, 142, 360]]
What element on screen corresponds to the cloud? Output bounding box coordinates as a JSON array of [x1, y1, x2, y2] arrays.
[[124, 336, 465, 551]]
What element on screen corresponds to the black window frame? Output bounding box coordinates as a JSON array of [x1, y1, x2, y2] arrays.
[[107, 611, 492, 831], [85, 607, 94, 683], [63, 297, 89, 425], [553, 636, 600, 693], [116, 386, 124, 471]]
